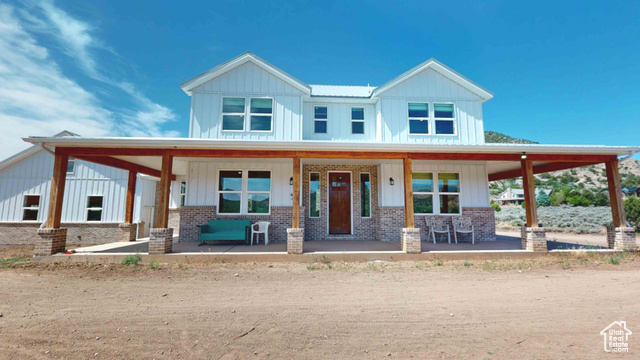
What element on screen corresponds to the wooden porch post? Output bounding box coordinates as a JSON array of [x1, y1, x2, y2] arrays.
[[292, 156, 300, 228], [156, 155, 173, 229], [520, 159, 538, 227], [403, 157, 414, 228], [124, 171, 137, 224], [605, 158, 626, 227], [46, 153, 69, 228]]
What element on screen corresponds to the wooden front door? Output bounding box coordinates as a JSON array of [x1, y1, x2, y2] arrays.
[[329, 172, 351, 234]]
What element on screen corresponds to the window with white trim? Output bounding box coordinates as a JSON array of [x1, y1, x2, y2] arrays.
[[22, 195, 40, 221], [218, 170, 243, 214], [222, 97, 245, 131], [314, 106, 327, 134], [250, 98, 273, 131], [67, 158, 76, 174], [247, 171, 271, 214], [309, 172, 320, 218], [180, 182, 186, 207], [412, 172, 461, 215], [351, 107, 364, 134], [434, 103, 455, 135], [408, 103, 429, 134], [86, 196, 103, 221], [360, 173, 371, 217]]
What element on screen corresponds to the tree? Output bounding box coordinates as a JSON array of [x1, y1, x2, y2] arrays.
[[593, 192, 610, 207], [566, 195, 591, 207], [549, 192, 565, 206], [536, 190, 550, 206], [624, 196, 640, 231]]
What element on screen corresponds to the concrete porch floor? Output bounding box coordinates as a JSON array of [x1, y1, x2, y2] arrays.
[[71, 233, 608, 255]]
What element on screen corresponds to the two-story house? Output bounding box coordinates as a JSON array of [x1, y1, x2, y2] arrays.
[[24, 52, 639, 256]]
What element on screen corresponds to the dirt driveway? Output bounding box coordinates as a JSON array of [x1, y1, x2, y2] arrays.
[[1, 254, 639, 359]]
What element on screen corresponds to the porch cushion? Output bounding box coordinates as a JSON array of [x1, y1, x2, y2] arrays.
[[200, 231, 246, 241]]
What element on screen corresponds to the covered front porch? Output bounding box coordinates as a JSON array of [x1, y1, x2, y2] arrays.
[[27, 137, 638, 257]]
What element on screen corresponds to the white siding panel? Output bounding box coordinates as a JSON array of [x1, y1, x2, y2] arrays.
[[379, 161, 489, 208]]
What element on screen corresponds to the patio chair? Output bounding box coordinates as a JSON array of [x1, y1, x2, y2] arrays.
[[452, 216, 475, 244], [251, 221, 271, 245], [425, 216, 450, 244]]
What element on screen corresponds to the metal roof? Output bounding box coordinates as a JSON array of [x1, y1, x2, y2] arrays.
[[309, 85, 376, 98]]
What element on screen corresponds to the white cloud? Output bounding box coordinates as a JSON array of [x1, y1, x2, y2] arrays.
[[0, 1, 178, 160]]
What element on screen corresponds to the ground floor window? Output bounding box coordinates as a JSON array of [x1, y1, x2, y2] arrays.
[[86, 196, 103, 221], [412, 172, 461, 215], [180, 182, 186, 206], [218, 170, 271, 215], [360, 173, 371, 217], [22, 195, 40, 221], [309, 172, 320, 217]]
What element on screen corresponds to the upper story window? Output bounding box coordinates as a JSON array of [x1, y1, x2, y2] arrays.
[[250, 98, 273, 131], [408, 103, 429, 134], [222, 97, 246, 131], [434, 103, 455, 135], [351, 107, 365, 134], [222, 97, 273, 132], [314, 106, 327, 134]]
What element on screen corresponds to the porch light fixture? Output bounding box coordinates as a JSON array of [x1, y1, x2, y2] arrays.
[[521, 152, 527, 159], [390, 177, 395, 186], [289, 177, 293, 185]]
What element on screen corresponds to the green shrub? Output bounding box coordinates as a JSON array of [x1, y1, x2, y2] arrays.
[[121, 254, 142, 266], [536, 191, 550, 207], [148, 260, 160, 269], [624, 197, 640, 231], [490, 199, 501, 212], [550, 192, 565, 206]]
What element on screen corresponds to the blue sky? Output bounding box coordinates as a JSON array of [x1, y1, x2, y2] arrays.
[[1, 0, 639, 159]]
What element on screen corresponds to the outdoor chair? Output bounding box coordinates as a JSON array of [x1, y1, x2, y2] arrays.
[[425, 216, 450, 244], [251, 221, 271, 245], [452, 216, 475, 244]]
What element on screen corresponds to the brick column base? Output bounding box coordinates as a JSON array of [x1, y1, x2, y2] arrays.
[[149, 228, 173, 254], [118, 223, 138, 242], [521, 226, 547, 251], [402, 228, 421, 254], [36, 228, 67, 256], [287, 228, 304, 254], [607, 227, 637, 251]]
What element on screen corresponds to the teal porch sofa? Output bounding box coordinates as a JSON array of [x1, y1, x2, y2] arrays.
[[197, 219, 251, 245]]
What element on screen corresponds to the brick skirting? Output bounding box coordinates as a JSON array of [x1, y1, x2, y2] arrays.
[[0, 222, 132, 246], [178, 206, 305, 243]]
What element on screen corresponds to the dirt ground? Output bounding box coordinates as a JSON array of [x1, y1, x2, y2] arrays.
[[1, 247, 639, 359]]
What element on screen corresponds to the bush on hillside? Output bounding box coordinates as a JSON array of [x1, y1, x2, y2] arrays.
[[624, 197, 640, 231]]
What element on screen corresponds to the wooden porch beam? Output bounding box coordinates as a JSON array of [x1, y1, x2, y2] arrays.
[[521, 159, 538, 227], [46, 153, 69, 228], [71, 155, 176, 180], [56, 147, 617, 163], [156, 155, 173, 229], [292, 157, 300, 228], [606, 159, 626, 227], [489, 161, 601, 181], [403, 158, 415, 228], [124, 171, 137, 224]]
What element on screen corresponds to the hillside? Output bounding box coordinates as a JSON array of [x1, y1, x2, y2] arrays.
[[485, 131, 640, 194]]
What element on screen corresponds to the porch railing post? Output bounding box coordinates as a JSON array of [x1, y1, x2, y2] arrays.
[[149, 154, 174, 254]]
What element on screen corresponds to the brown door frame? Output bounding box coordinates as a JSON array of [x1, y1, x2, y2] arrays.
[[327, 171, 352, 235]]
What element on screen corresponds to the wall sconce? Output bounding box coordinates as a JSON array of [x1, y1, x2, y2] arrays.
[[389, 177, 395, 186], [521, 152, 527, 159], [289, 177, 294, 185]]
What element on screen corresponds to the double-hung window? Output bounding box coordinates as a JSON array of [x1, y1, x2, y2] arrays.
[[309, 172, 320, 217], [87, 196, 103, 221], [351, 107, 365, 134], [218, 170, 272, 215], [218, 171, 243, 214], [408, 103, 429, 134], [247, 171, 271, 214], [314, 106, 327, 134], [222, 98, 246, 131], [412, 172, 461, 215], [22, 195, 40, 221], [434, 103, 455, 135], [250, 98, 273, 131]]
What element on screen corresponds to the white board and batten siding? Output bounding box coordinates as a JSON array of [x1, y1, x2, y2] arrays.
[[302, 102, 376, 141], [190, 61, 304, 141], [379, 161, 490, 208], [185, 159, 293, 207], [0, 150, 149, 223], [378, 67, 485, 145]]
